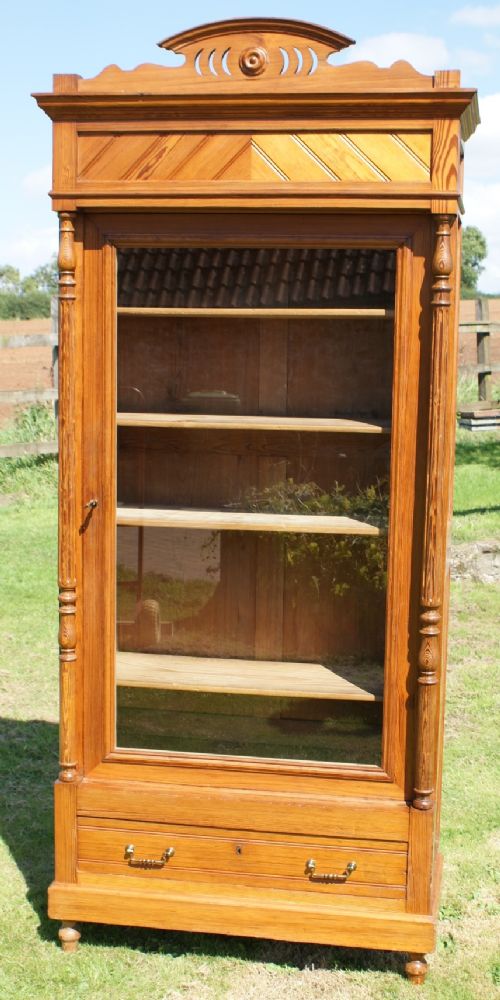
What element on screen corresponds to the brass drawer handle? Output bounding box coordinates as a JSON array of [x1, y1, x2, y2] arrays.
[[124, 844, 175, 869], [305, 858, 357, 883]]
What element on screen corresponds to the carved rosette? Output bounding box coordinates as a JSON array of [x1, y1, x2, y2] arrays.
[[413, 216, 453, 811], [239, 46, 269, 76], [58, 212, 78, 783]]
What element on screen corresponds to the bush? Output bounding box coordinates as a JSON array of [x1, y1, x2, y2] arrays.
[[229, 478, 389, 597], [0, 290, 51, 318]]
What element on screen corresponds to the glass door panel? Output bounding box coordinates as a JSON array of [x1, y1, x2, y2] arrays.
[[115, 246, 396, 766]]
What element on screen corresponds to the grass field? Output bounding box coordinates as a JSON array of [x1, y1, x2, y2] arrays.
[[0, 426, 498, 999], [453, 430, 500, 541]]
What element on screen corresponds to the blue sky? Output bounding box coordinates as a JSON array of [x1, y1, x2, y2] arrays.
[[2, 2, 500, 289]]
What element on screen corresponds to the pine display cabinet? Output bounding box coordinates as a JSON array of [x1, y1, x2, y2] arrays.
[[34, 19, 478, 983]]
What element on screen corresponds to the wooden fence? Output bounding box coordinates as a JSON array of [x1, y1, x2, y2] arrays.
[[458, 298, 500, 405], [457, 299, 500, 429]]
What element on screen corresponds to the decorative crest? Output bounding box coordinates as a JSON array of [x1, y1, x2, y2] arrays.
[[157, 17, 354, 81]]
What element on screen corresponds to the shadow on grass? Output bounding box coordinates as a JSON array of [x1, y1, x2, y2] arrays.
[[0, 716, 404, 977], [454, 504, 500, 516], [454, 434, 500, 469]]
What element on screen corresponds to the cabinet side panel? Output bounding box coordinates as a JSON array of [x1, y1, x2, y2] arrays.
[[54, 780, 78, 883], [431, 120, 460, 195], [53, 121, 77, 200]]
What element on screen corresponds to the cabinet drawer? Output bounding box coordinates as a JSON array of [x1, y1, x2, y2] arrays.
[[78, 819, 407, 898], [78, 779, 410, 842]]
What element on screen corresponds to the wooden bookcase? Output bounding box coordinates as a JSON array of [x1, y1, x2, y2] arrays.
[[34, 18, 478, 983]]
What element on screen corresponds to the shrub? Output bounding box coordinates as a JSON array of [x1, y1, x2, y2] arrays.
[[0, 290, 51, 318]]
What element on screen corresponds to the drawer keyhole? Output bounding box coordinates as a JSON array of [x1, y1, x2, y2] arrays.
[[235, 845, 243, 855]]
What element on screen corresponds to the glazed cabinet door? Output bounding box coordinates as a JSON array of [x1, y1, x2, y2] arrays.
[[81, 213, 427, 798]]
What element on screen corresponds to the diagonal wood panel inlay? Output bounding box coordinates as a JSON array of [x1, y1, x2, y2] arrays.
[[122, 134, 180, 181], [153, 135, 211, 180], [78, 135, 117, 178], [81, 135, 158, 181], [395, 133, 431, 170], [77, 131, 432, 183], [215, 141, 287, 181], [172, 135, 249, 181], [257, 135, 337, 181], [347, 133, 430, 181], [296, 134, 386, 182], [250, 142, 289, 180], [291, 136, 340, 180]]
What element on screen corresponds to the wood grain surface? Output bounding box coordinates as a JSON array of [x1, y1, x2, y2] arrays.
[[116, 651, 384, 701], [48, 879, 436, 952], [37, 13, 477, 964], [116, 413, 390, 433], [116, 506, 381, 535]]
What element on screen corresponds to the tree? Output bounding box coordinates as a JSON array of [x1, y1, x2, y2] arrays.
[[21, 254, 58, 295], [0, 291, 51, 319], [461, 226, 487, 298], [0, 256, 57, 318], [0, 264, 21, 294]]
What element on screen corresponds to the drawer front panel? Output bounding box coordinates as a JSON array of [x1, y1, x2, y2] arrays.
[[78, 780, 410, 842], [78, 820, 407, 898]]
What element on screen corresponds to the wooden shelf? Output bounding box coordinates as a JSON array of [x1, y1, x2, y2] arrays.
[[116, 651, 384, 702], [116, 506, 381, 535], [116, 412, 391, 434], [118, 307, 393, 319]]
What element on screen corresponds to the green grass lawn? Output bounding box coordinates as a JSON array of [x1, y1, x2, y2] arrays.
[[0, 430, 498, 999], [453, 431, 500, 542]]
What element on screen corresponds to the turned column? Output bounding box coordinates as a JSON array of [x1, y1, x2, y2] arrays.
[[57, 212, 79, 784], [413, 215, 453, 812]]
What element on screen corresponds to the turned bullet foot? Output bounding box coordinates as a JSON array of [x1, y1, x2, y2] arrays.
[[405, 953, 428, 985], [58, 921, 81, 953]]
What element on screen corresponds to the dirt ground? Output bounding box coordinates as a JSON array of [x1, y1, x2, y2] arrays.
[[450, 539, 500, 584], [0, 318, 51, 337]]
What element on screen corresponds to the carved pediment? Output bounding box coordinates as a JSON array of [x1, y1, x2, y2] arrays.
[[158, 17, 353, 80], [34, 17, 479, 146], [78, 17, 434, 93]]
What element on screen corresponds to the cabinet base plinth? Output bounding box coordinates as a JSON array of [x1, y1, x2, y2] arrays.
[[49, 880, 435, 955]]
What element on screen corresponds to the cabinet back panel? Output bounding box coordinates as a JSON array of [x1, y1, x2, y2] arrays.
[[117, 429, 391, 508], [117, 316, 394, 419]]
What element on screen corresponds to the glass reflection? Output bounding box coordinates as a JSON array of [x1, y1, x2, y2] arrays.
[[115, 246, 396, 766], [117, 689, 382, 765], [116, 525, 385, 764], [117, 527, 220, 654]]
